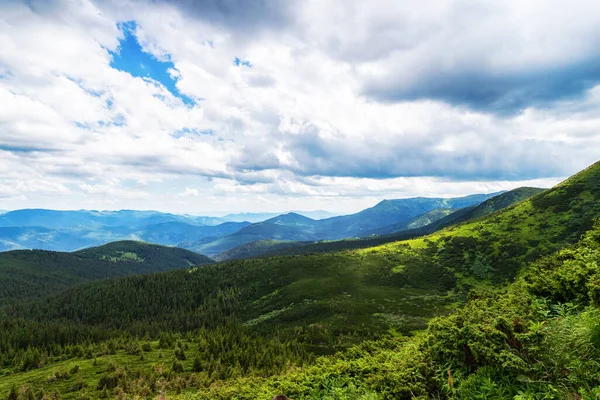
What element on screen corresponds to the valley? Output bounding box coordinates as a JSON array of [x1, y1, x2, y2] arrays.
[[0, 161, 599, 399]]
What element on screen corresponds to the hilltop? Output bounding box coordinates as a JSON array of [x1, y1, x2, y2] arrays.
[[0, 241, 212, 306]]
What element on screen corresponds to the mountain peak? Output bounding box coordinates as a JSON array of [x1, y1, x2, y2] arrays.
[[267, 212, 316, 225]]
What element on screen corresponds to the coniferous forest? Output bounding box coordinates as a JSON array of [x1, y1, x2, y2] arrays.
[[0, 161, 600, 399]]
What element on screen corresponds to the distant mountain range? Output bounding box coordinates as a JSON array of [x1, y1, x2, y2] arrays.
[[220, 210, 337, 223], [0, 209, 330, 252], [187, 192, 503, 256], [0, 191, 539, 255], [214, 187, 546, 260], [0, 209, 250, 252]]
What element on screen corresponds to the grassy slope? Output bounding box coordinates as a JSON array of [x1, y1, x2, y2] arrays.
[[212, 239, 304, 262], [5, 223, 600, 400], [0, 241, 213, 306], [368, 208, 459, 235], [196, 174, 598, 343], [361, 168, 599, 283]]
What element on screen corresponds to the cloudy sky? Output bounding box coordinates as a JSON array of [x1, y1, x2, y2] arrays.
[[1, 0, 599, 215]]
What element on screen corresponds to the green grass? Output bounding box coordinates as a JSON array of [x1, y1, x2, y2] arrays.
[[0, 340, 192, 399], [100, 251, 143, 262]]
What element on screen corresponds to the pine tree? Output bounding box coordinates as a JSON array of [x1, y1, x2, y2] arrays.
[[192, 356, 202, 372], [7, 385, 18, 400]]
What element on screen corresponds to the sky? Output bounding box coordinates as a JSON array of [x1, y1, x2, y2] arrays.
[[1, 0, 600, 215]]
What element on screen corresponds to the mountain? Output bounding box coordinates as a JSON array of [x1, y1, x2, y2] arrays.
[[215, 188, 544, 260], [371, 187, 546, 236], [0, 209, 224, 229], [188, 193, 501, 256], [0, 226, 91, 252], [0, 195, 497, 254], [367, 207, 459, 235], [315, 192, 503, 239], [0, 162, 599, 399], [221, 210, 337, 223], [463, 186, 547, 219], [0, 209, 248, 252], [220, 212, 282, 223], [0, 240, 213, 306], [131, 221, 251, 246], [191, 213, 320, 256], [235, 213, 319, 240], [297, 210, 339, 220], [0, 221, 250, 253]]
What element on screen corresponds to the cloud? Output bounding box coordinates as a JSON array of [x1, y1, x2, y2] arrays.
[[363, 62, 600, 114], [353, 1, 600, 113], [78, 182, 150, 199], [179, 187, 199, 197], [153, 0, 292, 34], [1, 0, 600, 214]]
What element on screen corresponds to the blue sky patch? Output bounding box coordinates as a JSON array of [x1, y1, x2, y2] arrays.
[[233, 57, 252, 68], [171, 128, 215, 139], [73, 110, 126, 130], [0, 69, 13, 80], [110, 21, 194, 106]]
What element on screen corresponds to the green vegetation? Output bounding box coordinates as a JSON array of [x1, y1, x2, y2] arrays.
[[0, 162, 599, 399], [0, 241, 212, 306], [213, 239, 306, 262], [403, 208, 458, 230]]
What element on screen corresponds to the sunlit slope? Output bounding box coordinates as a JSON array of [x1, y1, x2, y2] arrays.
[[363, 161, 600, 281]]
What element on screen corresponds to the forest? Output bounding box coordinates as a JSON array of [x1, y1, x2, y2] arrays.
[[1, 161, 600, 399]]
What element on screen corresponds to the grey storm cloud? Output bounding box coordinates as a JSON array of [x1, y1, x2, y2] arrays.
[[254, 127, 577, 182], [144, 0, 292, 33], [363, 58, 600, 114]]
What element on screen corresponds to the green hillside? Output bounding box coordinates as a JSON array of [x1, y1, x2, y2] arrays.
[[423, 186, 547, 231], [212, 239, 303, 262], [0, 162, 599, 399], [368, 208, 459, 235], [0, 241, 213, 306], [403, 208, 458, 229]]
